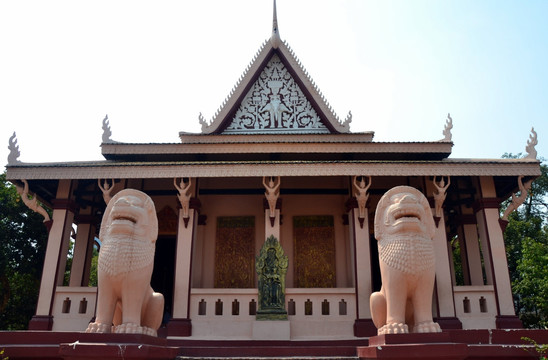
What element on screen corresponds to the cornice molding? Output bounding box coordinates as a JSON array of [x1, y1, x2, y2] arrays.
[[102, 140, 452, 156], [6, 160, 541, 180]]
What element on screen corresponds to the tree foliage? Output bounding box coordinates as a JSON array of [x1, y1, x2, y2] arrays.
[[502, 154, 548, 328], [0, 172, 48, 330]]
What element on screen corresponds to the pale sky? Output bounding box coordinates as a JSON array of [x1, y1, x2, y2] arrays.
[[1, 0, 547, 167]]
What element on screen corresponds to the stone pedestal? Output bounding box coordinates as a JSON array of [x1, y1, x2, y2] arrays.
[[252, 320, 290, 340]]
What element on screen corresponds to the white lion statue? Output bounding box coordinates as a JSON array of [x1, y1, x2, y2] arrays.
[[370, 185, 441, 335], [86, 189, 164, 336]]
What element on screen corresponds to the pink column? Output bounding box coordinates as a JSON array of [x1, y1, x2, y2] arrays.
[[69, 210, 96, 287], [168, 197, 199, 337], [474, 176, 521, 329], [29, 180, 76, 330], [347, 198, 376, 337], [456, 213, 484, 286]]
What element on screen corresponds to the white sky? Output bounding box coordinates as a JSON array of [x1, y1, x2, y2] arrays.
[[1, 0, 547, 166]]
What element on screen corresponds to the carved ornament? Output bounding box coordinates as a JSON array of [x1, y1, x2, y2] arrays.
[[441, 113, 453, 141], [501, 175, 532, 221], [8, 132, 21, 165], [16, 179, 51, 223], [102, 115, 113, 143], [525, 127, 538, 160], [225, 54, 329, 134], [353, 175, 371, 228]]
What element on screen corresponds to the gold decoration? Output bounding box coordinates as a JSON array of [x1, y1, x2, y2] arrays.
[[293, 216, 336, 288], [214, 216, 255, 288]]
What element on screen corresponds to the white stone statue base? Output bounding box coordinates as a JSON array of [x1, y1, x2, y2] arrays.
[[252, 320, 290, 340]]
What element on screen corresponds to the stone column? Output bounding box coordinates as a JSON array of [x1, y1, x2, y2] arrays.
[[474, 176, 521, 329], [29, 180, 77, 330], [426, 180, 461, 329], [69, 209, 96, 287], [168, 186, 199, 337], [432, 212, 461, 328], [346, 197, 376, 337], [456, 213, 484, 286]]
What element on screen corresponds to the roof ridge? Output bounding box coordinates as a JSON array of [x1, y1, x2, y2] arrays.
[[199, 39, 270, 133], [280, 39, 352, 131]]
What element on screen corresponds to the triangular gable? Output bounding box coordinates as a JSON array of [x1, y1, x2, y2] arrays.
[[226, 53, 328, 134], [199, 39, 352, 135]]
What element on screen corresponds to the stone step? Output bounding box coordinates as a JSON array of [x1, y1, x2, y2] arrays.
[[177, 358, 359, 360]]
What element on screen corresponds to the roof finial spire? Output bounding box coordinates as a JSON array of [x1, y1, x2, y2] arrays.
[[271, 0, 281, 48]]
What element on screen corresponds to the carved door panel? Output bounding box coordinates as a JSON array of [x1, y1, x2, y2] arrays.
[[293, 215, 336, 288], [214, 216, 255, 288]]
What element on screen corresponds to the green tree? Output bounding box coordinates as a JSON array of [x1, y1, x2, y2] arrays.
[[502, 155, 548, 328], [0, 172, 48, 330]]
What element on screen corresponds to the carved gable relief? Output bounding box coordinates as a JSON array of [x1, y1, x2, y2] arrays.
[[224, 54, 329, 134]]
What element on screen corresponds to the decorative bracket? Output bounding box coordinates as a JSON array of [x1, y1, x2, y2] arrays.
[[98, 179, 116, 205], [433, 176, 450, 227], [263, 176, 281, 227], [501, 175, 532, 223], [353, 175, 371, 228], [16, 179, 52, 230], [174, 178, 192, 228]]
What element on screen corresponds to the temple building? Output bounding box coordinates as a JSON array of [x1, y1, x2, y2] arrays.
[[5, 2, 542, 342]]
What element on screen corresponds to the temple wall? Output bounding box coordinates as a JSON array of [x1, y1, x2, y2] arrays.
[[193, 191, 351, 289]]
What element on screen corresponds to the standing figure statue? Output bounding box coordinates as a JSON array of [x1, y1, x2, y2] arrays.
[[263, 176, 281, 218], [174, 178, 192, 218], [353, 175, 372, 219], [98, 179, 116, 205], [433, 176, 450, 218], [502, 175, 532, 221], [261, 95, 290, 128], [256, 235, 289, 320]]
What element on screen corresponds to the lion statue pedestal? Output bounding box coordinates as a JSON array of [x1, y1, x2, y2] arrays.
[[370, 186, 441, 335], [86, 189, 164, 336]]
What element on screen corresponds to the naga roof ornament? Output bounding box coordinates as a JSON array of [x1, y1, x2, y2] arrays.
[[102, 114, 114, 143], [525, 127, 538, 160], [8, 132, 21, 165], [440, 113, 453, 142], [196, 1, 351, 135]]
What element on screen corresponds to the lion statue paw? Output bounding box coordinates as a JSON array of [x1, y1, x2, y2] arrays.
[[414, 321, 441, 333], [378, 322, 409, 335], [85, 322, 112, 333]]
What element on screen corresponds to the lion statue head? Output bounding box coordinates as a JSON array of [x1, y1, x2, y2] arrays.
[[100, 188, 158, 242], [374, 185, 435, 242], [98, 189, 158, 275]]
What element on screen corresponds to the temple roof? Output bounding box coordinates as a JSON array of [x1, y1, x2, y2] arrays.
[[7, 158, 540, 180], [189, 1, 352, 136]]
